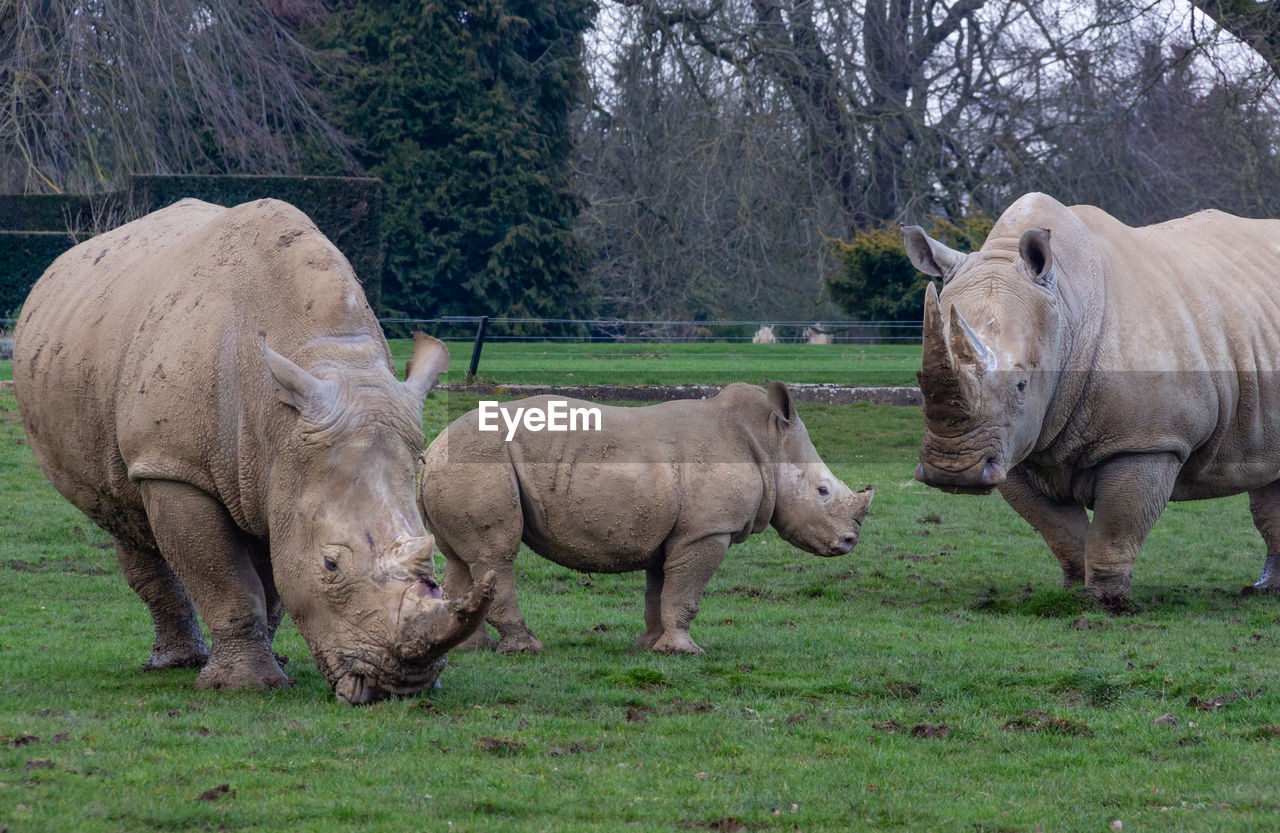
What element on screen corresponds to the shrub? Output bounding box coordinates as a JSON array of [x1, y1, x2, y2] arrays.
[[826, 213, 993, 323]]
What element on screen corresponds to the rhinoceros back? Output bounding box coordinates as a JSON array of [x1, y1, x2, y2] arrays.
[[14, 198, 383, 541]]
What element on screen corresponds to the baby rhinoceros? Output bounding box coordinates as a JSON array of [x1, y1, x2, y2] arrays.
[[418, 382, 873, 655]]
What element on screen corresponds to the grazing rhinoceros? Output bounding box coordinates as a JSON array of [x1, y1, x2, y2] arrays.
[[903, 192, 1280, 609], [418, 383, 873, 654], [14, 198, 492, 704]]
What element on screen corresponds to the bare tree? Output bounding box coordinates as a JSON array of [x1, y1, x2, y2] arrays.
[[577, 1, 1280, 321], [0, 0, 349, 194]]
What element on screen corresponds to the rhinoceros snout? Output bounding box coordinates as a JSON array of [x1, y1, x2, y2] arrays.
[[915, 457, 1005, 494]]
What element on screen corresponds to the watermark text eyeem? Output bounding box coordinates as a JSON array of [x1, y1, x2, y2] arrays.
[[478, 400, 602, 441]]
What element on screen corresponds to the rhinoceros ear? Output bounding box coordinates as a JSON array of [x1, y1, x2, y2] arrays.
[[1019, 228, 1053, 288], [903, 225, 967, 283], [766, 380, 796, 426], [263, 343, 339, 417], [404, 332, 449, 404]]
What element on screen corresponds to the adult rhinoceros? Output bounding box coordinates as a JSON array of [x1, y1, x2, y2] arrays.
[[903, 192, 1280, 608], [14, 198, 492, 704]]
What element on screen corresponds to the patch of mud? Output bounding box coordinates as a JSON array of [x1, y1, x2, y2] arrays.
[[911, 723, 950, 738], [442, 383, 923, 406], [663, 698, 715, 715], [677, 818, 766, 832], [197, 784, 235, 801], [1188, 688, 1261, 711], [1002, 709, 1092, 737], [544, 742, 597, 756], [475, 736, 524, 755]]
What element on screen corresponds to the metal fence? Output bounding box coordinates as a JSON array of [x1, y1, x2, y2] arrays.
[[379, 316, 922, 343], [0, 316, 923, 345]]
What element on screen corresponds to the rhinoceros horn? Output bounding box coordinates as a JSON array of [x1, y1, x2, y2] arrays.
[[948, 304, 992, 373], [383, 534, 438, 579], [396, 571, 495, 665], [918, 283, 971, 423], [404, 332, 449, 403]]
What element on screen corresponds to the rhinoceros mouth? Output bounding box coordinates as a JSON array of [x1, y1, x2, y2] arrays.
[[334, 673, 388, 706], [933, 483, 997, 496], [331, 655, 447, 705]]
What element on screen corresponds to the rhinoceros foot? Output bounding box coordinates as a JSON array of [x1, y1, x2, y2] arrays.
[[194, 651, 292, 691], [142, 643, 210, 672], [651, 632, 705, 655], [1242, 554, 1280, 596], [495, 633, 545, 654]]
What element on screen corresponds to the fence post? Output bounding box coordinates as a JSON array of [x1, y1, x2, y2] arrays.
[[467, 316, 489, 381]]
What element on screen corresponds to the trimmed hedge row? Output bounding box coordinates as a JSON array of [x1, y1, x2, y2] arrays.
[[0, 175, 384, 317], [0, 194, 125, 232], [0, 232, 82, 318], [130, 176, 383, 308]]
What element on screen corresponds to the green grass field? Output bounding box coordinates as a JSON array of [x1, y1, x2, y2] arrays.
[[3, 361, 1280, 831], [391, 341, 923, 388]]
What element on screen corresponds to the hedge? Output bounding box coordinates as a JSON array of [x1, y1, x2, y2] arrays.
[[0, 232, 81, 317], [129, 176, 383, 308], [0, 175, 384, 315]]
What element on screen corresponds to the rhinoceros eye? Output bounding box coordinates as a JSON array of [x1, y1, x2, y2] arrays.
[[1015, 380, 1027, 394], [323, 556, 339, 572], [818, 485, 830, 496]]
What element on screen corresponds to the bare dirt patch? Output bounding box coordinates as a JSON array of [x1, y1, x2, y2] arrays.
[[1002, 709, 1092, 737], [475, 736, 524, 755]]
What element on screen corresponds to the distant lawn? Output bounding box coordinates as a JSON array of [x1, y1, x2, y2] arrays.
[[4, 386, 1280, 832], [0, 340, 923, 389], [390, 340, 923, 388]]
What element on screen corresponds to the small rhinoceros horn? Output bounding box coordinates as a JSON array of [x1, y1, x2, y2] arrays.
[[384, 534, 437, 579], [396, 571, 495, 665], [948, 304, 992, 373]]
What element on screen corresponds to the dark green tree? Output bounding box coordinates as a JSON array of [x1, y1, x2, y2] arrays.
[[314, 0, 596, 326]]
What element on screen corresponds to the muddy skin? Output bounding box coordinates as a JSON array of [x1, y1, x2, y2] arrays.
[[905, 192, 1280, 609], [419, 382, 873, 656], [14, 198, 491, 703]]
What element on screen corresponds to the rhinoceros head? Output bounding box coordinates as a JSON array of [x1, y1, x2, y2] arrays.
[[764, 382, 874, 556], [903, 222, 1066, 494], [262, 333, 492, 705]]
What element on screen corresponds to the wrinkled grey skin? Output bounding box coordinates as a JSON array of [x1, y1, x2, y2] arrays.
[[419, 382, 873, 654], [14, 198, 492, 704], [905, 192, 1280, 608]]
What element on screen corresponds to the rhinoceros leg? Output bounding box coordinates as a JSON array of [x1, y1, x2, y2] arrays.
[[444, 543, 541, 654], [999, 470, 1087, 587], [485, 557, 545, 654], [633, 565, 665, 650], [115, 538, 210, 671], [139, 479, 291, 690], [651, 533, 730, 655], [1083, 454, 1180, 612], [1245, 483, 1280, 593], [439, 539, 497, 650], [247, 542, 288, 664]]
